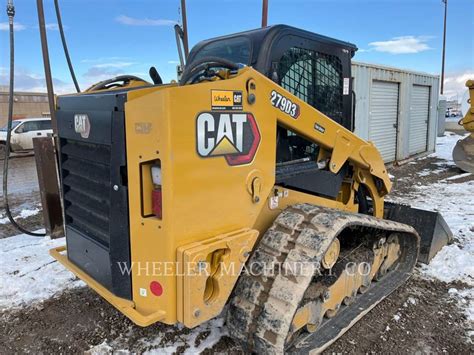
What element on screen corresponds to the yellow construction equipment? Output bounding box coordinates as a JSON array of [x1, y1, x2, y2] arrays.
[[48, 26, 452, 353], [453, 80, 474, 173]]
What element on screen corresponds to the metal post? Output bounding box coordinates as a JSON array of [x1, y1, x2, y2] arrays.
[[36, 0, 57, 133], [262, 0, 268, 27], [180, 0, 189, 59], [36, 0, 65, 237], [440, 0, 447, 95]]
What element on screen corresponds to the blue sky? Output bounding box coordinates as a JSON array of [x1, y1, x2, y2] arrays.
[[0, 0, 472, 99]]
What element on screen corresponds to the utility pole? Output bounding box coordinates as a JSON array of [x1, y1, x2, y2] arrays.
[[262, 0, 268, 27], [440, 0, 447, 95], [37, 0, 57, 130], [180, 0, 189, 58]]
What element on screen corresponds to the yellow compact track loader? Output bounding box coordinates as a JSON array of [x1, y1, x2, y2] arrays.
[[49, 25, 452, 353], [453, 80, 474, 173]]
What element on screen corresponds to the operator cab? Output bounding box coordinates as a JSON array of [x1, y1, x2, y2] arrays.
[[187, 25, 358, 199], [187, 25, 357, 131]]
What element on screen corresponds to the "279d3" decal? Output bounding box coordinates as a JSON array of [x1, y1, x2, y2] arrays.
[[270, 90, 300, 119]]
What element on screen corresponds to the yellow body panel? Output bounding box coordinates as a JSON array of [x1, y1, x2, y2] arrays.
[[124, 70, 278, 324], [121, 67, 389, 325], [52, 67, 390, 327], [50, 246, 166, 326], [177, 228, 258, 327], [460, 80, 474, 133]]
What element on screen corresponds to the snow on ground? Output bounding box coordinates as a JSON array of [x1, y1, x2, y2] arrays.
[[87, 316, 227, 354], [0, 131, 472, 351], [392, 132, 474, 324], [0, 233, 84, 311], [417, 168, 444, 177], [143, 318, 226, 355], [429, 131, 468, 163], [0, 208, 40, 225], [444, 172, 472, 182]]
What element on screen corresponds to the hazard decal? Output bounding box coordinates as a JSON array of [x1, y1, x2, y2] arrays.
[[196, 112, 260, 166]]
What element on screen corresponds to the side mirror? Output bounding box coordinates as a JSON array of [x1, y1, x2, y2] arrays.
[[15, 125, 24, 133]]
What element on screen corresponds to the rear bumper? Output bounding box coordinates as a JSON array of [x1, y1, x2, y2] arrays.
[[50, 246, 166, 327]]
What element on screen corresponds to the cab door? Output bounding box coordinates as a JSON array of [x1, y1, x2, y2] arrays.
[[38, 119, 53, 137], [261, 33, 353, 130]]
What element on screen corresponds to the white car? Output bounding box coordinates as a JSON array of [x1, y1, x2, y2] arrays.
[[0, 117, 53, 154]]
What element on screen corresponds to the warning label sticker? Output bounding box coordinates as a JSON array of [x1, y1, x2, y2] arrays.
[[343, 78, 350, 95]]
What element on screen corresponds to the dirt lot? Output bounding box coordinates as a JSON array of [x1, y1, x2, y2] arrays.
[[0, 275, 469, 354], [0, 139, 472, 354]]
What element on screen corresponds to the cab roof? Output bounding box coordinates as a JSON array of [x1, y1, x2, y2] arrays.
[[187, 24, 358, 67]]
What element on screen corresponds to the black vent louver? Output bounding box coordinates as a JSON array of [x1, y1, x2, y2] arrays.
[[56, 92, 132, 300]]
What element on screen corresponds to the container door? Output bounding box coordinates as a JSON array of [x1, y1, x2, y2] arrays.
[[409, 85, 430, 155], [369, 80, 399, 162]]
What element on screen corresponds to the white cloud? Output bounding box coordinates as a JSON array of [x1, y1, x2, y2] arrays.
[[168, 60, 180, 64], [82, 68, 148, 88], [83, 66, 122, 80], [82, 61, 138, 82], [115, 15, 177, 26], [33, 23, 66, 31], [368, 36, 432, 54], [45, 23, 64, 31], [0, 67, 75, 94], [443, 71, 474, 101], [0, 22, 26, 31], [93, 62, 135, 69], [81, 56, 132, 63]]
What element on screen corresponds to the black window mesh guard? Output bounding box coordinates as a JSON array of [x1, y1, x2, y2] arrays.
[[278, 47, 344, 122]]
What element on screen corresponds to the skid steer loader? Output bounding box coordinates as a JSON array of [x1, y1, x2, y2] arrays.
[[453, 80, 474, 173], [49, 25, 452, 353]]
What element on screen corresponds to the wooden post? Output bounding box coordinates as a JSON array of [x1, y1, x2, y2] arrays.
[[33, 137, 64, 239]]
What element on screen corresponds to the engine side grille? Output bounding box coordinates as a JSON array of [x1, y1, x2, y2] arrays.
[[56, 91, 132, 300], [61, 139, 112, 247]]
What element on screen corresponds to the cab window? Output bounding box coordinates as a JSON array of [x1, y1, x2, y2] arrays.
[[278, 47, 344, 120], [192, 37, 251, 65], [39, 120, 52, 130], [0, 121, 20, 131], [17, 121, 40, 133], [276, 47, 343, 164]]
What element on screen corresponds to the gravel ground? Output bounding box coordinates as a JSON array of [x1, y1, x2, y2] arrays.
[[0, 139, 472, 354]]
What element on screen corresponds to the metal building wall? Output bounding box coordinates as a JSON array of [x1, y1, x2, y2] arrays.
[[0, 91, 50, 127], [352, 62, 439, 163]]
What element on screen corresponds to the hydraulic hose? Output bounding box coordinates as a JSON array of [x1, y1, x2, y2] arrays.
[[2, 0, 45, 236], [54, 0, 80, 92], [174, 24, 185, 70]]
